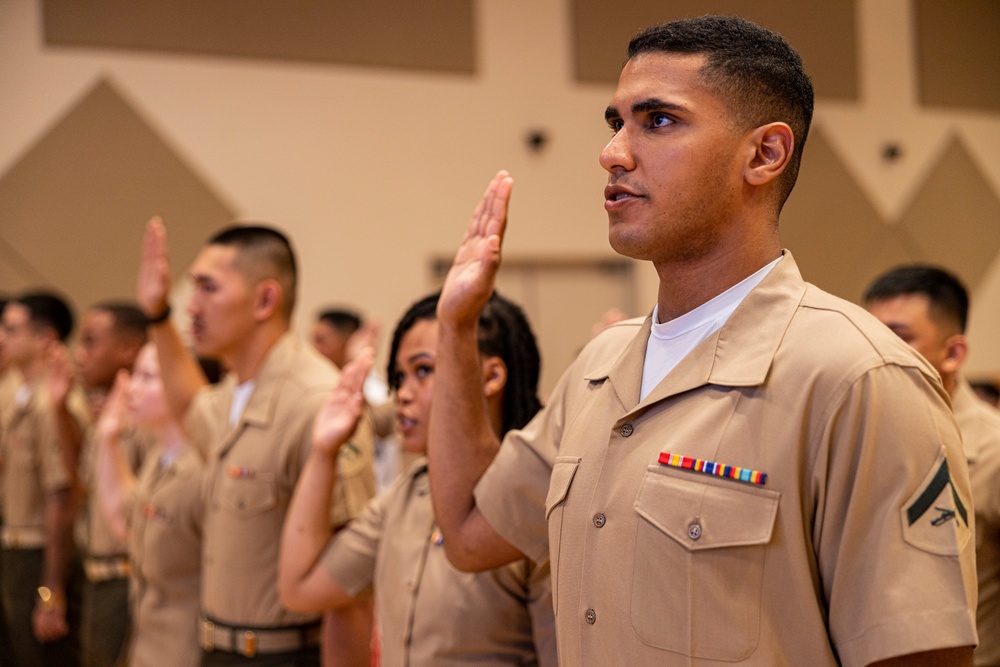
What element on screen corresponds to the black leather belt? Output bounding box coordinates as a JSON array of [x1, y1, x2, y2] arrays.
[[199, 616, 321, 657]]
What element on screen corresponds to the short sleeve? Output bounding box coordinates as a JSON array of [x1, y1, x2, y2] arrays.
[[817, 364, 977, 666], [320, 488, 387, 597], [475, 370, 570, 566]]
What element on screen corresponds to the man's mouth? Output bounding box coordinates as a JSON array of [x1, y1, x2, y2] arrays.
[[605, 184, 641, 203]]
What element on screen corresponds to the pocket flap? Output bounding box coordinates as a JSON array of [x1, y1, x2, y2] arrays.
[[219, 474, 277, 519], [634, 466, 779, 551], [545, 457, 581, 519]]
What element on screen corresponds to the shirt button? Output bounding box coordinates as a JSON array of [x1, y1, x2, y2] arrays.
[[585, 608, 596, 624], [688, 522, 702, 540], [593, 513, 606, 528], [620, 423, 634, 437]]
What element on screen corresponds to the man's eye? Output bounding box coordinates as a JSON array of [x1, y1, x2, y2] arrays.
[[651, 114, 672, 127], [608, 119, 623, 133]]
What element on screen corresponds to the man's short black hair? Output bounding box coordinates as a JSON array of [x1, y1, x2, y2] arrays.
[[92, 301, 149, 342], [207, 224, 298, 319], [318, 309, 363, 336], [15, 291, 75, 341], [627, 15, 814, 209], [863, 265, 969, 334]]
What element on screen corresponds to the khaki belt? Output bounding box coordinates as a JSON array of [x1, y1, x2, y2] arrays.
[[84, 555, 131, 582], [1, 526, 46, 549], [199, 617, 321, 657]]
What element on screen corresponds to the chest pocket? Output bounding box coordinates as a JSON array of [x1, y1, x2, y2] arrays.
[[630, 465, 779, 661], [218, 473, 277, 520], [545, 456, 580, 615]]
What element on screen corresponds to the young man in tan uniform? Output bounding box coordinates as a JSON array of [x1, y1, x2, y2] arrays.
[[70, 302, 148, 667], [866, 265, 1000, 666], [427, 16, 978, 667], [138, 220, 376, 665], [0, 292, 87, 666]]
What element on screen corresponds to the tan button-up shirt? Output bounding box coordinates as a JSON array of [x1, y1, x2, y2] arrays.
[[78, 425, 151, 561], [128, 444, 203, 667], [187, 334, 375, 627], [475, 252, 978, 666], [952, 378, 1000, 666], [1, 380, 82, 530], [322, 457, 557, 667]]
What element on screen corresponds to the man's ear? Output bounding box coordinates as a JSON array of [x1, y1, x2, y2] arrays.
[[253, 279, 282, 320], [940, 334, 969, 375], [481, 356, 508, 399], [745, 122, 794, 187]]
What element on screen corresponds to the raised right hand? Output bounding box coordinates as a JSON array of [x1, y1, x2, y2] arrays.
[[437, 171, 513, 329], [96, 370, 129, 449], [137, 217, 171, 318], [312, 348, 373, 455]]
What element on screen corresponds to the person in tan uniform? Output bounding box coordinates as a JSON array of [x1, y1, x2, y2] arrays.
[[0, 292, 86, 666], [70, 301, 149, 667], [280, 292, 557, 667], [865, 265, 1000, 666], [137, 220, 376, 666], [426, 16, 978, 667], [95, 342, 204, 667]]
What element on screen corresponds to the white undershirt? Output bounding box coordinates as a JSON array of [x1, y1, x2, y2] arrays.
[[640, 257, 781, 401], [229, 380, 256, 427], [14, 383, 31, 408]]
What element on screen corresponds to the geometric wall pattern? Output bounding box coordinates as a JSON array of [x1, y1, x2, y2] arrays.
[[571, 0, 859, 100], [42, 0, 477, 74], [897, 138, 1000, 291], [0, 78, 235, 311], [914, 0, 1000, 112], [782, 130, 1000, 303]]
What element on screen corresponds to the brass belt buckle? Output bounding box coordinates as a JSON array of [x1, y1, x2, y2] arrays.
[[200, 619, 216, 651], [241, 630, 257, 657]]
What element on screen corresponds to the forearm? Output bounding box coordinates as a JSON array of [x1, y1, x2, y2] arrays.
[[427, 320, 508, 566], [96, 435, 136, 543], [42, 487, 75, 593], [321, 598, 375, 667], [148, 320, 207, 421], [53, 402, 84, 496], [868, 646, 973, 666], [279, 449, 352, 610]]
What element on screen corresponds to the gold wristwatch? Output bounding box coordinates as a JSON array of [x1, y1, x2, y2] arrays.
[[36, 586, 63, 612]]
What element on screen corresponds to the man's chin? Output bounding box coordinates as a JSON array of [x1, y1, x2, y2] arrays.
[[608, 231, 654, 262]]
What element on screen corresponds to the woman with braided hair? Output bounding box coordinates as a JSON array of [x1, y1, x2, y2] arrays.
[[279, 291, 556, 667]]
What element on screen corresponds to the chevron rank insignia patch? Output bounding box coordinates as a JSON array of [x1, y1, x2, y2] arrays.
[[901, 452, 972, 556]]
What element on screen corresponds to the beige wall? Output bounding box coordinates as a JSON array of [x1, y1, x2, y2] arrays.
[[2, 0, 1000, 388]]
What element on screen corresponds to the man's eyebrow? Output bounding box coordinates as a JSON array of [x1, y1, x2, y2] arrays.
[[606, 98, 688, 123], [632, 97, 686, 114]]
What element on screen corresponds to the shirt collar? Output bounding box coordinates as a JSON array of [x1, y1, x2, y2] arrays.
[[585, 250, 806, 412]]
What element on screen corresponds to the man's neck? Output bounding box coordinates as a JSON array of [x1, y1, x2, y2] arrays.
[[654, 240, 781, 322], [18, 357, 46, 384], [942, 372, 958, 398], [224, 322, 288, 383]]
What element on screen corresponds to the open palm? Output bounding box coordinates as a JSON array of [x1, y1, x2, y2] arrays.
[[438, 171, 513, 327], [312, 348, 373, 454]]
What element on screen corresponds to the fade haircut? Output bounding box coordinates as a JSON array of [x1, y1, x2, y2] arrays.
[[207, 225, 297, 319], [627, 15, 814, 209], [863, 265, 969, 334], [387, 291, 542, 436], [92, 301, 149, 343], [15, 291, 75, 341], [318, 309, 362, 336]]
